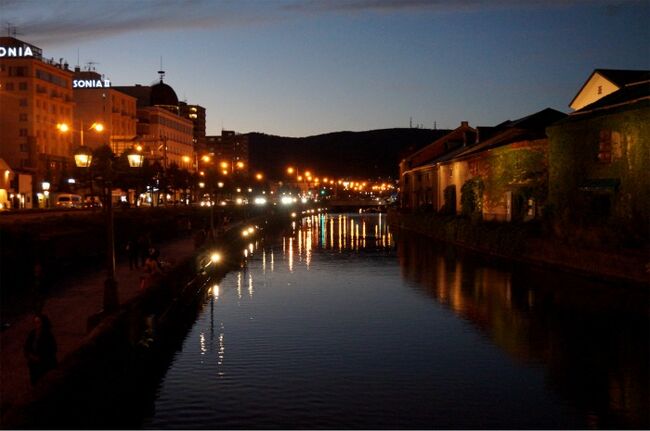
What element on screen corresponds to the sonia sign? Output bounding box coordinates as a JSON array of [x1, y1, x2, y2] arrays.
[[73, 79, 111, 88], [0, 46, 33, 57]]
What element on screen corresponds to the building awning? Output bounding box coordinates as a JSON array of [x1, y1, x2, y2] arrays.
[[578, 178, 620, 192]]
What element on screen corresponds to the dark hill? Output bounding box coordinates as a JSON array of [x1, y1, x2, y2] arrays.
[[247, 128, 450, 180]]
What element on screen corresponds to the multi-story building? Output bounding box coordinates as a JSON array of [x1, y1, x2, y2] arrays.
[[179, 101, 206, 154], [0, 37, 74, 208], [114, 78, 195, 172], [71, 68, 137, 155], [549, 69, 649, 239], [205, 130, 249, 175]]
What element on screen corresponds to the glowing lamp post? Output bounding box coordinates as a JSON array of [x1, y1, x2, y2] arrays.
[[74, 145, 143, 313], [41, 181, 51, 208]]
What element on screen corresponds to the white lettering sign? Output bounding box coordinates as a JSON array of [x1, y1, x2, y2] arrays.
[[73, 79, 111, 88], [0, 46, 34, 57]]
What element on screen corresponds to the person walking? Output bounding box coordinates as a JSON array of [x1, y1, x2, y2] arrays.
[[24, 313, 58, 386]]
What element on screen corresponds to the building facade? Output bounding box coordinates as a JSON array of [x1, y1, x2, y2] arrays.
[[548, 72, 649, 242], [400, 110, 566, 221], [0, 37, 75, 208], [206, 130, 249, 175], [71, 68, 138, 155], [115, 78, 195, 172], [179, 101, 206, 154]]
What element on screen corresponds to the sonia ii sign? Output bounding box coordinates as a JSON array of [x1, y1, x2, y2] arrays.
[[73, 79, 111, 88]]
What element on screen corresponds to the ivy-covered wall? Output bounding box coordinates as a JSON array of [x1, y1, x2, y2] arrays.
[[482, 140, 547, 213], [547, 102, 650, 244]]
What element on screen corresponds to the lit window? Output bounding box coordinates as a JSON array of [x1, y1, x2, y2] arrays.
[[597, 130, 611, 163]]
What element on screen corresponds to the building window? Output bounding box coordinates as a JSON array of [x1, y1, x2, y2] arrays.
[[19, 113, 27, 121], [598, 130, 612, 163], [9, 66, 27, 77], [19, 128, 28, 137], [20, 143, 29, 152], [5, 82, 14, 91], [597, 85, 602, 95], [19, 98, 28, 107], [18, 82, 28, 91]]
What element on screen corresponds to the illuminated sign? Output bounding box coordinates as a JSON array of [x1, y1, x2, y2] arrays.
[[0, 46, 33, 57], [73, 79, 111, 88]]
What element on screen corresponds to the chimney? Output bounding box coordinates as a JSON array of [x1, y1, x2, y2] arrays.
[[460, 121, 469, 128]]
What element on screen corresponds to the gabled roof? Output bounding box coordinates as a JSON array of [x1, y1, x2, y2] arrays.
[[454, 108, 566, 159], [571, 80, 650, 115], [405, 122, 476, 168], [595, 69, 650, 87], [569, 69, 650, 108]]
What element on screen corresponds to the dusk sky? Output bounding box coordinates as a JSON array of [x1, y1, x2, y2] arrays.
[[2, 0, 648, 137]]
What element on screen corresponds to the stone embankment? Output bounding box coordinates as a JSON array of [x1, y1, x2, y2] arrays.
[[0, 215, 279, 429], [389, 211, 649, 286]]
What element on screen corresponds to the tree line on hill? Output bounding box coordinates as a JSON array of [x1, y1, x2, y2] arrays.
[[246, 128, 450, 180]]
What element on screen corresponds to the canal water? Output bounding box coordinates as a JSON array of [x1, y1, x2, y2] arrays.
[[143, 213, 648, 429]]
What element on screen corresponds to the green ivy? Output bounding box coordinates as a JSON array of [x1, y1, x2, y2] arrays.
[[547, 103, 650, 244]]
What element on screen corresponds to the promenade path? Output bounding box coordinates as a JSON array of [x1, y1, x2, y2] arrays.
[[0, 233, 199, 418]]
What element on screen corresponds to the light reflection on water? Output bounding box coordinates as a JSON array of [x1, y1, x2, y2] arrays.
[[144, 213, 648, 429]]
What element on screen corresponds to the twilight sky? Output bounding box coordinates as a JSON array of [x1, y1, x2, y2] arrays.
[[1, 0, 648, 137]]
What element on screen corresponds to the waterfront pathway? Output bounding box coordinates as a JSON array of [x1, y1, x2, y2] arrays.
[[0, 233, 198, 419]]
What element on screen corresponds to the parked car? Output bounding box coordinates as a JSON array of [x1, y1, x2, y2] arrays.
[[55, 193, 82, 208]]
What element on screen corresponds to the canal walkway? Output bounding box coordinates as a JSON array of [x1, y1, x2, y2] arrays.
[[0, 232, 198, 419]]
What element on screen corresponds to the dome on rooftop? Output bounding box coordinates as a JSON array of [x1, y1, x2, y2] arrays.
[[150, 81, 178, 107]]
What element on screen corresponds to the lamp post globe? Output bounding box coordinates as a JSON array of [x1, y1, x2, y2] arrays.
[[73, 146, 93, 168]]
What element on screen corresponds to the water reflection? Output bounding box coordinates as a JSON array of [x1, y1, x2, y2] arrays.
[[146, 213, 647, 429], [397, 231, 649, 429]]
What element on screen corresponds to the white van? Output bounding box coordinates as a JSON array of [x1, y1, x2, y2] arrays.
[[55, 193, 82, 208]]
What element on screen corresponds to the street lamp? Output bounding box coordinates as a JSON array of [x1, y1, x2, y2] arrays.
[[57, 120, 104, 148], [41, 181, 51, 208], [74, 145, 143, 313]]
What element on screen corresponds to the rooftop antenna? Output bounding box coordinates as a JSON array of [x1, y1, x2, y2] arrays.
[[76, 48, 80, 68], [157, 56, 165, 82], [409, 117, 412, 128], [6, 23, 22, 37], [85, 61, 99, 71]]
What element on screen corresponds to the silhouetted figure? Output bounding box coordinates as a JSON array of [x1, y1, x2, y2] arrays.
[[24, 314, 58, 386], [126, 239, 139, 270]]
